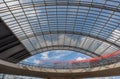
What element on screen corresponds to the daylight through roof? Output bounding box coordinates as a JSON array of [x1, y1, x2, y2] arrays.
[[0, 1, 120, 78], [0, 0, 120, 62]]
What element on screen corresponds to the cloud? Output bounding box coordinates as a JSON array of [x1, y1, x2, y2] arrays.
[[23, 59, 29, 62], [52, 50, 75, 59], [41, 52, 49, 57], [40, 51, 49, 60], [75, 57, 87, 60], [33, 59, 40, 64], [39, 50, 74, 60], [33, 59, 43, 64]]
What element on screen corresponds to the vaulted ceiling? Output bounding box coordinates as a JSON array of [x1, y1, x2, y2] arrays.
[[0, 0, 120, 63]]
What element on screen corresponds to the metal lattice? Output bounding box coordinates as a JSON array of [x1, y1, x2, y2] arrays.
[[0, 0, 120, 58]]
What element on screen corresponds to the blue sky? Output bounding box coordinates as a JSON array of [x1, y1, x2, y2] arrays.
[[22, 50, 120, 79], [23, 50, 90, 64], [0, 0, 119, 79]]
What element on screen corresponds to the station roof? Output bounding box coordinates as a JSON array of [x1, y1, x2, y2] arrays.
[[0, 0, 120, 63]]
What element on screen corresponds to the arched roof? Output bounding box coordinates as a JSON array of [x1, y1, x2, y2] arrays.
[[0, 0, 120, 62]]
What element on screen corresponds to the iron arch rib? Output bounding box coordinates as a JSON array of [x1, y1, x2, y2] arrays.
[[20, 1, 120, 12], [19, 31, 120, 48], [30, 45, 100, 57]]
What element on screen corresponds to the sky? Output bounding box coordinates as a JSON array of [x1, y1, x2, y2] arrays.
[[22, 50, 120, 79], [0, 0, 120, 79], [23, 50, 90, 65]]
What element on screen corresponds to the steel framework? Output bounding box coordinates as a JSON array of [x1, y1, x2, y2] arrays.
[[0, 0, 120, 67]]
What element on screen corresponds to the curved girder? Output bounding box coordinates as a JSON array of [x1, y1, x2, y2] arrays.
[[19, 31, 120, 48], [30, 45, 100, 57], [19, 32, 119, 58], [21, 50, 120, 69], [19, 31, 119, 58], [0, 0, 120, 62], [0, 59, 120, 78], [1, 0, 120, 12]]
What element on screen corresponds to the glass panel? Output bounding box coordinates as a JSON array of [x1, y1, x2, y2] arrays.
[[82, 37, 94, 49], [103, 46, 119, 54], [88, 40, 102, 52], [0, 0, 119, 57], [29, 37, 41, 49], [37, 35, 46, 47], [95, 42, 110, 54], [21, 39, 34, 52]]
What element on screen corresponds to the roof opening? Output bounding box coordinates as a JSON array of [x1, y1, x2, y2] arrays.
[[22, 50, 90, 65]]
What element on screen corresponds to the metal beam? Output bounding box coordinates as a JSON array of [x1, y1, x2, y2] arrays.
[[19, 31, 120, 48], [31, 45, 100, 57], [17, 1, 120, 12], [0, 59, 120, 78], [1, 1, 120, 12]]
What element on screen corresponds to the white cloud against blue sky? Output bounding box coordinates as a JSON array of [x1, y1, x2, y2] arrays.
[[23, 50, 90, 64], [22, 50, 120, 79]]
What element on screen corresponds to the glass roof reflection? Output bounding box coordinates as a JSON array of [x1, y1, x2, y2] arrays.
[[0, 0, 120, 57]]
